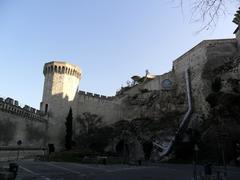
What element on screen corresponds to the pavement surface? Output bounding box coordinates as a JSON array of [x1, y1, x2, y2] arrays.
[[1, 160, 239, 180]]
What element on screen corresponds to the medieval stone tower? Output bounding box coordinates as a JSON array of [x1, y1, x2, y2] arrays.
[[40, 61, 81, 149]]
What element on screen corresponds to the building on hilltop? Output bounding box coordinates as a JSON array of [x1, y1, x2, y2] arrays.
[[40, 7, 240, 149], [0, 9, 239, 160], [41, 39, 240, 150]]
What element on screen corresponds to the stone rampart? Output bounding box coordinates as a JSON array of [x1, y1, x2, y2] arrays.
[[0, 97, 47, 123], [0, 106, 47, 147], [78, 90, 115, 102], [74, 90, 122, 126], [144, 72, 176, 91], [114, 71, 176, 97], [173, 38, 237, 117]]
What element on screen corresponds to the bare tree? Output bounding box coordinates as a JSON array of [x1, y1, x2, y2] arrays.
[[173, 0, 240, 31], [77, 112, 102, 135]]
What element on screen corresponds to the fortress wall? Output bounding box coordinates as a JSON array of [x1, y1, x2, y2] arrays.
[[75, 91, 122, 125], [78, 91, 114, 101], [120, 72, 175, 97], [75, 72, 177, 123], [0, 99, 47, 122], [143, 77, 161, 90], [120, 85, 140, 96], [173, 39, 237, 117], [0, 100, 47, 147], [143, 72, 176, 91], [204, 39, 239, 94], [66, 39, 238, 133]]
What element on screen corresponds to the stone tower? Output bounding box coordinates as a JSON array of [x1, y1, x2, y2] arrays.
[[41, 61, 81, 149]]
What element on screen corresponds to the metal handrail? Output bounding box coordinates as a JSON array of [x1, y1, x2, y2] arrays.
[[153, 69, 193, 158]]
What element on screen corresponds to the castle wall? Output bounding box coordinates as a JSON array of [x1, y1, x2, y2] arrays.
[[173, 39, 237, 118], [74, 91, 122, 126], [75, 71, 177, 123], [142, 72, 175, 91], [121, 71, 176, 97], [39, 37, 239, 151], [117, 72, 177, 121], [0, 99, 47, 147], [116, 39, 238, 124]]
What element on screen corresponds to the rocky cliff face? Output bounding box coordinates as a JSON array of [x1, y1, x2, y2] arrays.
[[107, 87, 189, 161], [121, 89, 186, 123]]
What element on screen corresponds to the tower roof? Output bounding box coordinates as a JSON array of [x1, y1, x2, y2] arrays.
[[44, 61, 81, 71], [43, 61, 82, 79]]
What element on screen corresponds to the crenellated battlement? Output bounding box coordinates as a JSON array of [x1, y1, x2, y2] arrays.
[[78, 90, 115, 101], [43, 61, 81, 79], [0, 97, 47, 123]]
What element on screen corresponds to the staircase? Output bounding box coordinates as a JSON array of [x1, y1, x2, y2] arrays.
[[153, 69, 193, 158]]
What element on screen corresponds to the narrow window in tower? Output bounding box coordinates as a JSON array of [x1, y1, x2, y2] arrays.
[[58, 66, 61, 73], [45, 104, 48, 114]]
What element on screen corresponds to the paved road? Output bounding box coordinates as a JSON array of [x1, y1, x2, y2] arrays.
[[7, 160, 240, 180]]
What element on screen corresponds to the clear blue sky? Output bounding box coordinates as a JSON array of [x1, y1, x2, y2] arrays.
[[0, 0, 237, 109]]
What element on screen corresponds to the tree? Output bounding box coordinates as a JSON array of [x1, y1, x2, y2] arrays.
[[77, 112, 102, 135], [65, 108, 73, 150], [173, 0, 240, 31], [76, 112, 106, 151]]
